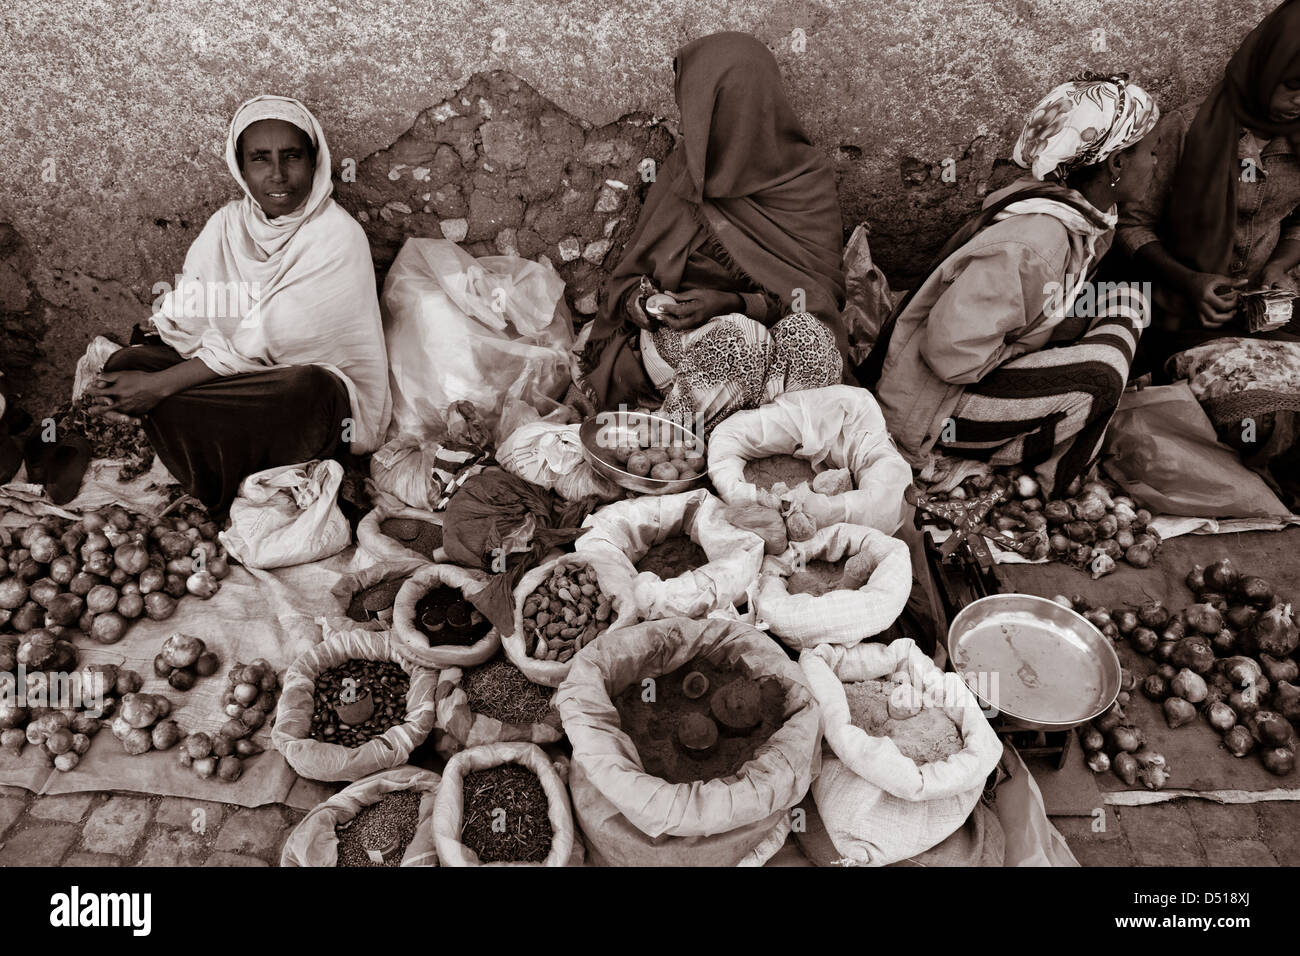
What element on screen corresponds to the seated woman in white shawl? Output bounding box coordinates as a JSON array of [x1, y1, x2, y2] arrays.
[[86, 95, 391, 512]]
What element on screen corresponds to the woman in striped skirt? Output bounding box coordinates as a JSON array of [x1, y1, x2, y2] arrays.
[[864, 75, 1162, 495]]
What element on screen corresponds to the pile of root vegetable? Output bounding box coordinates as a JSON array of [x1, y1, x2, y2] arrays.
[[0, 503, 228, 647], [1060, 556, 1299, 783], [920, 469, 1161, 577]]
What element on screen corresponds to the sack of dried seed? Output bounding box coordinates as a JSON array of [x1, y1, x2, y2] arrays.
[[272, 628, 439, 782], [556, 616, 822, 867], [432, 741, 582, 867], [281, 766, 441, 867], [331, 562, 414, 629], [432, 657, 564, 760], [754, 523, 912, 649], [505, 552, 638, 687], [392, 564, 501, 669], [356, 502, 446, 572], [707, 385, 912, 536], [574, 489, 765, 622]]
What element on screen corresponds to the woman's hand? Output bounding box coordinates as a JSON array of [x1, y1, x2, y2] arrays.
[[1182, 272, 1245, 328], [1258, 260, 1300, 294], [660, 289, 743, 330], [83, 370, 171, 417]]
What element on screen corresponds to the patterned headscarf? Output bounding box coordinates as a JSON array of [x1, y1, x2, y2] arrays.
[[1013, 74, 1159, 181]]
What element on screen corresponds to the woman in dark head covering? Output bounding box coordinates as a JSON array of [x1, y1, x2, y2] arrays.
[[1118, 0, 1300, 361], [574, 32, 846, 434]]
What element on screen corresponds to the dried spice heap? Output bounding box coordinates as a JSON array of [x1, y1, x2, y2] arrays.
[[310, 659, 410, 746], [743, 454, 816, 492], [346, 578, 407, 622], [462, 655, 554, 724], [55, 397, 155, 481], [335, 789, 423, 867], [614, 656, 786, 784], [460, 765, 553, 863], [635, 536, 708, 578]]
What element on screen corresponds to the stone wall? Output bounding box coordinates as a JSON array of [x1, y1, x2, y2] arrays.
[[0, 0, 1279, 411]]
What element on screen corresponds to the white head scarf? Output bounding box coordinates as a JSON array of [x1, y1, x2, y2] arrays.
[[224, 94, 335, 273], [150, 95, 391, 453], [1013, 75, 1159, 181]]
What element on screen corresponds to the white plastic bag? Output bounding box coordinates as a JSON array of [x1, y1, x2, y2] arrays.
[[708, 385, 913, 535], [219, 459, 350, 570], [381, 238, 574, 442], [72, 336, 124, 402], [369, 434, 483, 512], [798, 638, 1004, 866], [496, 420, 621, 502], [754, 523, 912, 648], [574, 490, 765, 621]]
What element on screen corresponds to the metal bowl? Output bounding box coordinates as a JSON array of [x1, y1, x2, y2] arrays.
[[579, 411, 708, 496], [946, 593, 1121, 732]]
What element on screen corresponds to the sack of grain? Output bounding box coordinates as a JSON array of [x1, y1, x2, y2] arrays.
[[754, 523, 911, 648], [280, 766, 441, 867], [797, 638, 1003, 866], [391, 564, 501, 669], [574, 489, 765, 621], [432, 741, 582, 867], [707, 385, 912, 535], [504, 552, 638, 688], [272, 629, 439, 782], [557, 616, 822, 866], [431, 659, 564, 760]]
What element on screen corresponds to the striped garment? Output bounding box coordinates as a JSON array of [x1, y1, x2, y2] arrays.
[[935, 282, 1149, 495]]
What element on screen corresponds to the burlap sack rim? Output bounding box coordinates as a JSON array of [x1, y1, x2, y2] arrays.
[[555, 615, 822, 839], [272, 629, 439, 782], [431, 740, 576, 867], [391, 563, 502, 669]]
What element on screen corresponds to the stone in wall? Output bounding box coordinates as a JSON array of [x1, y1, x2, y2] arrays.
[[336, 71, 675, 319]]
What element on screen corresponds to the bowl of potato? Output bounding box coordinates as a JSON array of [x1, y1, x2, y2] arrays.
[[579, 411, 708, 495]]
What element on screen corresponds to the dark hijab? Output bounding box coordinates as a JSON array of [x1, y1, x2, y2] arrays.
[[1163, 0, 1300, 275], [578, 32, 846, 409]]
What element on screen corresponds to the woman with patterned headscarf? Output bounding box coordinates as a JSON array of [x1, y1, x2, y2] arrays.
[[85, 95, 391, 512], [573, 32, 847, 437], [866, 75, 1160, 495]]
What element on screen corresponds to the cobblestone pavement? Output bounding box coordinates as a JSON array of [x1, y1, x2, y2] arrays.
[[0, 787, 304, 867], [0, 783, 1296, 866]]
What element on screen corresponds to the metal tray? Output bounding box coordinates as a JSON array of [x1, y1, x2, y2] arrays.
[[947, 593, 1121, 731], [578, 411, 707, 496]]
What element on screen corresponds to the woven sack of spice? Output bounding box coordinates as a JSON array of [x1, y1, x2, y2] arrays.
[[330, 562, 414, 630], [797, 638, 1003, 866], [273, 628, 438, 782], [504, 552, 639, 688], [431, 660, 563, 760], [556, 616, 821, 867], [432, 741, 582, 866], [574, 489, 764, 621], [391, 564, 501, 669], [707, 385, 912, 535], [280, 766, 441, 867], [356, 502, 445, 572], [754, 523, 912, 649]]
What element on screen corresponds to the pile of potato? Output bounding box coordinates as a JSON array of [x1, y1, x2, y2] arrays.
[[605, 432, 706, 483], [0, 503, 228, 647], [520, 564, 612, 664], [110, 690, 181, 757], [177, 659, 279, 783], [1059, 564, 1298, 778]]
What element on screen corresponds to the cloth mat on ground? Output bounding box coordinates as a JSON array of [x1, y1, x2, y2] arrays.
[[0, 535, 379, 809], [997, 528, 1300, 806]]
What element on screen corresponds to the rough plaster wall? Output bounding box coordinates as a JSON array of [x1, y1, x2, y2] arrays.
[[0, 0, 1278, 412]]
